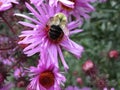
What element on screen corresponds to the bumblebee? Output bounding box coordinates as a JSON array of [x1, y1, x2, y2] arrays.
[[47, 13, 69, 42]]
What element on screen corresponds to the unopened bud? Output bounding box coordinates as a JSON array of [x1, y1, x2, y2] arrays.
[[108, 50, 119, 59], [76, 77, 83, 85]]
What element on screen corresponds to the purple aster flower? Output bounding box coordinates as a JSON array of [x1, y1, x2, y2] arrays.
[[2, 57, 16, 66], [16, 3, 84, 70], [0, 0, 18, 12], [14, 67, 25, 79], [0, 35, 17, 66], [0, 83, 14, 90], [49, 0, 74, 8], [30, 0, 74, 8], [65, 86, 91, 90], [60, 0, 95, 19], [27, 53, 66, 90]]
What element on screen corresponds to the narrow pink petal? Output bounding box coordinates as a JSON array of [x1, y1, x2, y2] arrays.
[[60, 39, 84, 59], [24, 46, 41, 56], [14, 13, 40, 24], [18, 21, 36, 28], [35, 5, 47, 24], [25, 3, 43, 22], [57, 46, 69, 70], [48, 43, 59, 67], [68, 20, 82, 30], [0, 4, 12, 11], [59, 0, 74, 8], [49, 0, 58, 7], [69, 29, 83, 35]]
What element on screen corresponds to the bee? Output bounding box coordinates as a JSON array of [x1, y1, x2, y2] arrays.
[[47, 13, 69, 42]]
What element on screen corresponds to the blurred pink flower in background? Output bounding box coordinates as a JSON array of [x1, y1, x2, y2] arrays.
[[76, 77, 83, 85], [0, 35, 17, 66], [30, 0, 74, 8], [82, 60, 94, 72], [0, 83, 14, 90], [2, 57, 16, 66], [108, 50, 119, 59], [0, 0, 18, 11], [82, 60, 97, 77], [14, 67, 25, 79], [60, 0, 95, 19]]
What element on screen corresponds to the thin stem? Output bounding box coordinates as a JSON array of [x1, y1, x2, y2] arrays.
[[0, 46, 14, 50], [0, 14, 16, 34]]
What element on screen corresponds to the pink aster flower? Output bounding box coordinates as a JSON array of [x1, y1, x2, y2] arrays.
[[30, 0, 74, 8], [2, 57, 16, 66], [14, 67, 25, 79], [27, 54, 66, 90], [0, 35, 17, 66], [60, 0, 95, 19], [16, 3, 84, 70], [0, 83, 14, 90], [0, 0, 18, 12], [49, 0, 74, 8]]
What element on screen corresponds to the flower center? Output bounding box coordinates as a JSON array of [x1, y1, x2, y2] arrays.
[[61, 0, 75, 11], [39, 71, 55, 89], [0, 2, 2, 6], [48, 25, 64, 43]]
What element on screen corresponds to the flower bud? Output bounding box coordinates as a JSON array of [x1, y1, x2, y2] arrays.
[[82, 60, 97, 77], [108, 50, 119, 59], [82, 60, 94, 71], [76, 77, 83, 85]]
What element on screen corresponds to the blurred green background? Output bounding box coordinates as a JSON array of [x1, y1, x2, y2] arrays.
[[64, 0, 120, 89]]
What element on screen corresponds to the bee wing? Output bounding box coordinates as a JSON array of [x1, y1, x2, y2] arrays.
[[63, 27, 69, 36], [61, 26, 69, 36], [60, 20, 69, 36]]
